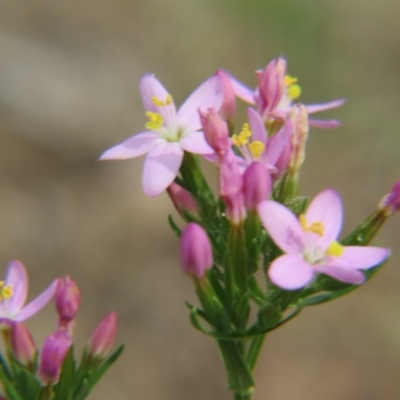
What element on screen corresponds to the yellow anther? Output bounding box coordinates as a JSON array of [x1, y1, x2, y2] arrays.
[[145, 112, 163, 131], [0, 281, 13, 301], [151, 94, 173, 107], [232, 134, 240, 147], [326, 241, 344, 257], [249, 141, 265, 159], [287, 84, 301, 100], [240, 123, 252, 138], [284, 75, 298, 86], [299, 214, 324, 236]]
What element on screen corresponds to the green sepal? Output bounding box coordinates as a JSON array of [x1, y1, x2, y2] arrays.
[[52, 347, 76, 400], [0, 365, 23, 400], [167, 214, 181, 237], [8, 363, 40, 400]]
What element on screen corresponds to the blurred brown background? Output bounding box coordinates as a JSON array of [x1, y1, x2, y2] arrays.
[[0, 0, 400, 399]]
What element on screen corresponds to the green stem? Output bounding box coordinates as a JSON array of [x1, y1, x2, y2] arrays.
[[246, 334, 266, 371], [234, 392, 252, 400]]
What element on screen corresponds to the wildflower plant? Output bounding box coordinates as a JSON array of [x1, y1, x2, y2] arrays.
[[100, 56, 399, 399]]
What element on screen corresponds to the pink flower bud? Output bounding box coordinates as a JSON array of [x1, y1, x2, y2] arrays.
[[199, 108, 230, 158], [379, 179, 400, 215], [180, 223, 213, 278], [55, 276, 80, 324], [167, 182, 199, 218], [38, 330, 72, 385], [216, 69, 236, 127], [10, 322, 36, 366], [88, 312, 118, 359], [243, 162, 271, 211]]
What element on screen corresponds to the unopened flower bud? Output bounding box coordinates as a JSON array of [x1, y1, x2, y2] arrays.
[[216, 69, 236, 131], [55, 276, 80, 331], [199, 108, 230, 159], [38, 330, 72, 385], [180, 223, 213, 278], [167, 182, 199, 219], [88, 312, 118, 360], [379, 179, 400, 216], [243, 162, 271, 211], [11, 322, 36, 367]]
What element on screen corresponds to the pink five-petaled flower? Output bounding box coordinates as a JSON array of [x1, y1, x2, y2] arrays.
[[100, 74, 223, 197], [258, 189, 390, 290], [229, 57, 345, 129], [0, 260, 58, 323]]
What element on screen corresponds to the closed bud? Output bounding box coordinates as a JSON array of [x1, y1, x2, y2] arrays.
[[88, 312, 118, 359], [11, 322, 36, 367], [167, 182, 199, 219], [379, 179, 400, 216], [38, 330, 72, 385], [180, 223, 213, 278], [55, 276, 80, 323], [243, 162, 271, 211]]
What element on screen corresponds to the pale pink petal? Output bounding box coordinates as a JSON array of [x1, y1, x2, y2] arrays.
[[309, 119, 341, 129], [269, 254, 314, 290], [16, 280, 58, 321], [327, 246, 390, 270], [178, 75, 224, 131], [258, 200, 305, 254], [3, 260, 28, 314], [314, 265, 365, 285], [306, 99, 345, 114], [142, 142, 183, 197], [99, 131, 163, 160], [305, 189, 342, 249], [247, 108, 267, 145], [229, 76, 256, 105], [180, 131, 213, 155], [263, 119, 292, 166]]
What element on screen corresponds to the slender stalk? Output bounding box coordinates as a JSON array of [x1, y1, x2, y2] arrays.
[[246, 334, 267, 371]]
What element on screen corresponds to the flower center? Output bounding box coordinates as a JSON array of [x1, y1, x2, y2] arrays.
[[284, 75, 301, 100], [232, 123, 265, 161], [299, 214, 324, 236], [326, 241, 344, 257], [0, 281, 13, 301]]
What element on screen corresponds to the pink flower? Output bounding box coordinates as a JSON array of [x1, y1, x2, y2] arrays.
[[100, 74, 223, 196], [167, 182, 199, 219], [55, 276, 80, 333], [243, 161, 271, 211], [258, 189, 390, 290], [0, 260, 58, 322], [88, 312, 118, 359], [229, 57, 345, 129]]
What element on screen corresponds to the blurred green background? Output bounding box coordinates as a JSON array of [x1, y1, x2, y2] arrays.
[[0, 0, 399, 399]]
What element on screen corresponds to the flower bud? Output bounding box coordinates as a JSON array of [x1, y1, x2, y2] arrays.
[[55, 276, 80, 333], [38, 330, 72, 385], [379, 179, 400, 216], [199, 108, 230, 159], [243, 162, 271, 211], [10, 322, 36, 367], [180, 223, 213, 278], [216, 69, 236, 130], [167, 182, 199, 219], [88, 312, 118, 359]]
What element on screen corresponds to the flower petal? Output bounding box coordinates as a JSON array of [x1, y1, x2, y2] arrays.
[[178, 75, 223, 131], [263, 119, 292, 166], [15, 279, 58, 321], [180, 131, 213, 154], [229, 75, 256, 105], [327, 246, 390, 270], [269, 254, 314, 290], [99, 131, 163, 160], [142, 142, 183, 197], [306, 99, 345, 114], [314, 265, 365, 285], [305, 189, 342, 249], [247, 108, 267, 145], [3, 260, 28, 314], [258, 200, 305, 254], [309, 119, 341, 129]]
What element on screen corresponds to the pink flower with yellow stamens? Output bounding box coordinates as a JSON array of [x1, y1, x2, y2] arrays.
[[100, 74, 223, 197], [229, 57, 345, 129], [258, 189, 390, 290]]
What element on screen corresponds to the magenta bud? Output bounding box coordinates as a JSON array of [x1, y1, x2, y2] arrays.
[[243, 162, 271, 211], [379, 179, 400, 215], [167, 182, 199, 218], [55, 276, 81, 324], [199, 108, 230, 157], [88, 312, 118, 359], [38, 330, 72, 385], [216, 69, 236, 127], [11, 322, 36, 366], [180, 223, 213, 278]]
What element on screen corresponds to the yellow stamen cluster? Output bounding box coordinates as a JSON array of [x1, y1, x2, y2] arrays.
[[248, 141, 265, 159], [0, 281, 13, 301], [232, 123, 252, 146], [326, 241, 344, 257], [299, 214, 324, 236], [284, 74, 301, 100], [151, 95, 173, 107], [145, 112, 163, 131]]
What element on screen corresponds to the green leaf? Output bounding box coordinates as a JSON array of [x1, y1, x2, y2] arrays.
[[0, 365, 23, 400], [167, 214, 181, 237], [53, 347, 75, 400]]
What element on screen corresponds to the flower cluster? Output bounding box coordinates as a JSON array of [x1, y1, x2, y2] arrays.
[[0, 261, 120, 400], [101, 57, 399, 397]]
